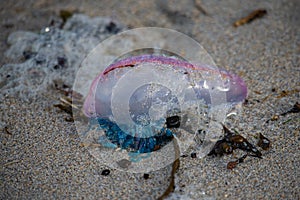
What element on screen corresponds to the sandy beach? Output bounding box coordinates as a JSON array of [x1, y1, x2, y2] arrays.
[[1, 0, 299, 199]]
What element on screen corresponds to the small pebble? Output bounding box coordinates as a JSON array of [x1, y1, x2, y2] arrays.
[[117, 159, 131, 168], [166, 115, 180, 128], [191, 152, 197, 158], [227, 161, 237, 170], [101, 169, 110, 176], [257, 133, 271, 150], [143, 173, 149, 179]]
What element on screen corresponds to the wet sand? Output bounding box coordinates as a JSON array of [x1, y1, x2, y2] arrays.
[[1, 0, 299, 199]]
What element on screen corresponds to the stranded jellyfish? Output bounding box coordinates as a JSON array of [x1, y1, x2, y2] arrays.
[[82, 54, 247, 154]]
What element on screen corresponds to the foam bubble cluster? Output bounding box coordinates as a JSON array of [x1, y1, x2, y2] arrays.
[[0, 14, 124, 100]]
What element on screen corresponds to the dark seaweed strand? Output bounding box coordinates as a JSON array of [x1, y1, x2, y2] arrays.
[[157, 139, 180, 200]]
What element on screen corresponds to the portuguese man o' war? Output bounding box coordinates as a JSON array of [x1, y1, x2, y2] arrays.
[[82, 54, 247, 154]]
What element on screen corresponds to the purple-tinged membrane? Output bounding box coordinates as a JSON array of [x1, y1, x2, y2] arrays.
[[83, 55, 247, 118]]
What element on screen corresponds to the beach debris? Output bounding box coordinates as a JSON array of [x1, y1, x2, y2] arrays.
[[105, 21, 122, 34], [157, 158, 180, 200], [227, 154, 248, 170], [280, 102, 300, 116], [4, 126, 12, 135], [270, 115, 279, 121], [233, 9, 267, 27], [53, 81, 84, 121], [166, 115, 181, 128], [23, 50, 37, 60], [194, 0, 208, 15], [59, 9, 74, 24], [143, 173, 150, 179], [3, 160, 20, 167], [208, 125, 273, 169], [54, 81, 83, 100], [253, 90, 262, 95], [266, 102, 299, 123], [101, 169, 111, 176], [157, 139, 180, 200], [53, 96, 83, 122], [208, 124, 262, 158], [257, 133, 271, 150], [276, 89, 299, 98], [191, 152, 197, 158], [53, 97, 73, 115], [266, 114, 279, 123]]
